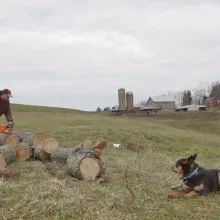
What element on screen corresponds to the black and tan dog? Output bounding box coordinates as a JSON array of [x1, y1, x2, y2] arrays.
[[168, 154, 220, 198]]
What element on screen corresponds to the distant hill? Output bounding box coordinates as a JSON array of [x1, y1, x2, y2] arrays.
[[11, 103, 89, 114]]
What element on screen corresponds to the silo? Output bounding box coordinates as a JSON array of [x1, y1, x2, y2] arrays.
[[126, 91, 134, 110], [118, 88, 126, 110]]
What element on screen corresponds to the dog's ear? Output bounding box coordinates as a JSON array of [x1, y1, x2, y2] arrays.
[[186, 154, 197, 164]]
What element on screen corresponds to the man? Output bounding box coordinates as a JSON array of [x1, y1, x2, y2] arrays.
[[0, 89, 14, 128]]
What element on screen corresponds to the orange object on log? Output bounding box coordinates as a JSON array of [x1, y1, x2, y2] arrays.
[[0, 125, 12, 134]]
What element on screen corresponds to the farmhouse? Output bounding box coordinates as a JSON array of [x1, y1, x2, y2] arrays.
[[146, 96, 176, 110], [205, 96, 220, 107]]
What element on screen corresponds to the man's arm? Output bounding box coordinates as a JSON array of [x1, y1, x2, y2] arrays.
[[4, 102, 13, 122]]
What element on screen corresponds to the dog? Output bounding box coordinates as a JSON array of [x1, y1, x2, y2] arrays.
[[168, 154, 220, 198]]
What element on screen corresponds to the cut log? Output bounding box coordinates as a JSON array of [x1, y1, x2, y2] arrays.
[[67, 155, 102, 181], [9, 131, 46, 146], [66, 149, 104, 180], [0, 145, 16, 169], [34, 145, 50, 161], [51, 147, 81, 164], [5, 134, 20, 149], [42, 138, 59, 154], [16, 142, 33, 161], [0, 134, 9, 146]]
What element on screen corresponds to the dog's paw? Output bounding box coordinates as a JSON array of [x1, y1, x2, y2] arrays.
[[168, 192, 182, 198], [168, 193, 175, 198]]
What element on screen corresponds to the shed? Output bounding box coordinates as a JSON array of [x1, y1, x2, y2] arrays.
[[176, 104, 207, 112]]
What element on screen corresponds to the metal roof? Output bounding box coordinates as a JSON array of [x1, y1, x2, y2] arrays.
[[176, 104, 207, 109], [150, 96, 175, 102]]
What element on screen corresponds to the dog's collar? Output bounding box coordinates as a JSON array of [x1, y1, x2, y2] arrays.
[[182, 167, 199, 183]]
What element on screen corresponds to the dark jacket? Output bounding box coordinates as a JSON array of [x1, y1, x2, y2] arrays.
[[0, 100, 13, 122]]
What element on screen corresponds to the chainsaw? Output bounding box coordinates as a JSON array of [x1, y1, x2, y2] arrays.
[[0, 124, 13, 134]]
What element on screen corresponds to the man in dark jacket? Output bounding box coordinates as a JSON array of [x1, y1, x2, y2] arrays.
[[0, 89, 14, 127]]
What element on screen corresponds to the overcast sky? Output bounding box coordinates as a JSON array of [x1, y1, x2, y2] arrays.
[[1, 0, 220, 110]]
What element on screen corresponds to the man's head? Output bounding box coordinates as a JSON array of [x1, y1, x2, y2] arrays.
[[0, 89, 13, 101], [171, 154, 198, 177]]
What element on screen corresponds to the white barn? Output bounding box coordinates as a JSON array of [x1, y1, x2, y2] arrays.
[[146, 96, 176, 110]]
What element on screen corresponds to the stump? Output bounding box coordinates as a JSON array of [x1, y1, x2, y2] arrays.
[[66, 150, 104, 180], [0, 134, 9, 146], [0, 145, 16, 169], [16, 142, 33, 161], [42, 138, 59, 154], [51, 147, 81, 164], [34, 145, 50, 161], [5, 134, 21, 149]]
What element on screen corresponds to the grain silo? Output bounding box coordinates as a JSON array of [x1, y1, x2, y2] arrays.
[[118, 88, 126, 110], [126, 91, 134, 110]]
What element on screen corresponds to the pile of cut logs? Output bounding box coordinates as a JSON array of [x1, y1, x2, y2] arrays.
[[0, 131, 107, 181]]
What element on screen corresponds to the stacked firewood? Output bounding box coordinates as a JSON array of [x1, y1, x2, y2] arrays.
[[0, 132, 107, 181]]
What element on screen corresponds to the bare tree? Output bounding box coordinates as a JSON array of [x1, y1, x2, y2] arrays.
[[168, 91, 184, 106], [137, 101, 148, 106], [192, 81, 212, 104]]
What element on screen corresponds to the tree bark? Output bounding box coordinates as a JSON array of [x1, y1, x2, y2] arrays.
[[16, 142, 33, 161], [34, 145, 50, 161], [0, 134, 9, 146], [0, 145, 16, 169], [51, 147, 81, 164]]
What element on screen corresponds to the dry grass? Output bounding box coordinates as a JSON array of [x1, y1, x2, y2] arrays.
[[1, 105, 220, 219]]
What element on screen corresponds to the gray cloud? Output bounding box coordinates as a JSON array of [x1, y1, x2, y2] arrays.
[[1, 0, 220, 110]]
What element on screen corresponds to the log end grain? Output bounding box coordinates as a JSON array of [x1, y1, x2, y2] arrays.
[[33, 133, 46, 145], [80, 157, 101, 180], [16, 143, 32, 161], [5, 135, 20, 149], [42, 138, 59, 153]]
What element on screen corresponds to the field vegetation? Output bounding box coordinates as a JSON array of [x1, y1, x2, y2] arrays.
[[1, 104, 220, 219]]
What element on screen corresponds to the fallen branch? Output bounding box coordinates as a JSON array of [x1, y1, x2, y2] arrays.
[[124, 170, 135, 201]]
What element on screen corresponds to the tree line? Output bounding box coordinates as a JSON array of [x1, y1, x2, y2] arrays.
[[96, 80, 220, 111], [168, 81, 220, 106]]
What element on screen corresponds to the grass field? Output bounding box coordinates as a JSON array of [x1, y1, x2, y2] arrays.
[[1, 104, 220, 219]]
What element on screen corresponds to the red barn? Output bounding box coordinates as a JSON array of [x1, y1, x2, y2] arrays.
[[205, 96, 220, 107], [133, 107, 141, 111]]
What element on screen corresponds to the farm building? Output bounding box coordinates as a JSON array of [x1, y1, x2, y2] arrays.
[[146, 96, 176, 110], [205, 96, 220, 107], [176, 104, 207, 112], [140, 105, 162, 114]]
